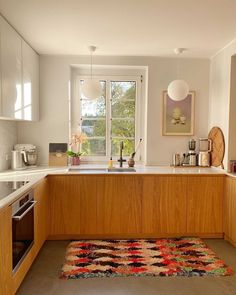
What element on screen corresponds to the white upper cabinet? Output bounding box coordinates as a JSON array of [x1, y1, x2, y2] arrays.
[[22, 40, 39, 121], [0, 16, 39, 121], [0, 16, 22, 119]]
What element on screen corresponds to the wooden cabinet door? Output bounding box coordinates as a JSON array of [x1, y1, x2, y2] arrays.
[[225, 177, 236, 244], [142, 176, 187, 235], [34, 178, 48, 252], [0, 206, 13, 295], [49, 176, 102, 236], [97, 175, 142, 235], [0, 16, 22, 119], [49, 176, 81, 236], [186, 176, 224, 235], [79, 176, 103, 235]]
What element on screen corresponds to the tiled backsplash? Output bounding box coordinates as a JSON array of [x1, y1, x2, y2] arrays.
[[0, 121, 17, 171]]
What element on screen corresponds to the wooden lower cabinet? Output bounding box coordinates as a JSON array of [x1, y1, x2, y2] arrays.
[[186, 176, 224, 236], [48, 175, 142, 237], [142, 176, 187, 235], [49, 175, 101, 236], [97, 176, 142, 235], [34, 178, 49, 252], [12, 178, 49, 294], [48, 175, 224, 239], [0, 206, 13, 295], [224, 176, 236, 245]]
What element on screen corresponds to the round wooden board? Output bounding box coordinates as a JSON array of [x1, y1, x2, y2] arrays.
[[208, 127, 225, 168]]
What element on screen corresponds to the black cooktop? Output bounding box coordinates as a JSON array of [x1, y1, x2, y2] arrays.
[[0, 181, 28, 201]]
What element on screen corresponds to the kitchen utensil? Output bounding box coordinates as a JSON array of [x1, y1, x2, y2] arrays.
[[208, 127, 225, 169], [128, 138, 143, 168]]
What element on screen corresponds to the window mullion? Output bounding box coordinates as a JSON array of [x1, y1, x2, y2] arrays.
[[106, 80, 111, 158]]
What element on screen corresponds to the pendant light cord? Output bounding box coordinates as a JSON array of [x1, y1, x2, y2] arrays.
[[90, 50, 93, 79]]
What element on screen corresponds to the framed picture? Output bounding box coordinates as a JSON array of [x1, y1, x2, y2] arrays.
[[162, 91, 195, 136]]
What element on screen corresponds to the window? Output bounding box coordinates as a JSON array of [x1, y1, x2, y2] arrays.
[[77, 76, 141, 160]]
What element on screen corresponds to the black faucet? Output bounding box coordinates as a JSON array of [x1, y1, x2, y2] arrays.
[[118, 141, 126, 168]]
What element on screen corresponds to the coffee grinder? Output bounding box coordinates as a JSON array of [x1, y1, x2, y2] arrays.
[[182, 139, 197, 166], [188, 139, 197, 166]]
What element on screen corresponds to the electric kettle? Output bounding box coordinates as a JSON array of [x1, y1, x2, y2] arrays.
[[198, 138, 212, 167]]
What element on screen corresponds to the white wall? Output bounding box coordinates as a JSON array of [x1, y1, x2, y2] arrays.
[[209, 40, 236, 170], [17, 55, 210, 165], [0, 120, 17, 170]]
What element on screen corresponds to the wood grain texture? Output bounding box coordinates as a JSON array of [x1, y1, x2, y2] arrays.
[[49, 175, 142, 236], [12, 245, 36, 294], [142, 176, 187, 234], [97, 176, 142, 234], [48, 175, 224, 238], [34, 178, 49, 252], [0, 206, 13, 295], [13, 179, 49, 294], [49, 175, 103, 235], [187, 176, 224, 234], [224, 176, 236, 245], [49, 175, 81, 235], [208, 126, 225, 168]]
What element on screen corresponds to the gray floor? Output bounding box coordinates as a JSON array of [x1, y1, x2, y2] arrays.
[[17, 239, 236, 295]]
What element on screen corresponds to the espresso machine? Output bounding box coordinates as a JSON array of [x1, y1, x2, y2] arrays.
[[182, 139, 197, 166]]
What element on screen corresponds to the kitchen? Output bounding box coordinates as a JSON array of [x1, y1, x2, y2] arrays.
[[1, 1, 236, 295]]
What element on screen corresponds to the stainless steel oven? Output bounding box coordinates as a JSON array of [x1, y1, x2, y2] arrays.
[[12, 190, 36, 272]]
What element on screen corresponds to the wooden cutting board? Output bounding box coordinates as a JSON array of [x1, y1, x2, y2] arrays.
[[208, 127, 225, 169]]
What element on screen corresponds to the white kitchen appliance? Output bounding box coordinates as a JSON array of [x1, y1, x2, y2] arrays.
[[198, 138, 212, 167], [12, 144, 38, 170]]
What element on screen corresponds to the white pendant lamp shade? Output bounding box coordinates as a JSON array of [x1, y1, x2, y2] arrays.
[[81, 79, 102, 100], [167, 79, 189, 101], [81, 45, 102, 99], [167, 48, 189, 101]]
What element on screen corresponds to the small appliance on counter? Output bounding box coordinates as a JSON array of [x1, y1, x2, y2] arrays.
[[198, 138, 212, 167], [11, 144, 38, 170], [182, 139, 197, 166]]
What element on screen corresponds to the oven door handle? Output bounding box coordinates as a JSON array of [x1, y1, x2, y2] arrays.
[[12, 201, 37, 221]]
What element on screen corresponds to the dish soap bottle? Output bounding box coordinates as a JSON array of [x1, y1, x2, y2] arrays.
[[108, 157, 113, 169]]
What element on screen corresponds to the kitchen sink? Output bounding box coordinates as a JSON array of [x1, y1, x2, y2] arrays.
[[108, 168, 136, 172], [67, 167, 107, 173], [67, 167, 136, 173]]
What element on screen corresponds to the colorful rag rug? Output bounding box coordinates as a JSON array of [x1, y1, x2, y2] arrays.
[[60, 238, 233, 279]]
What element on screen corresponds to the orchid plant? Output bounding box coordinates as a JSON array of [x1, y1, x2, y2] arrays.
[[67, 132, 87, 157]]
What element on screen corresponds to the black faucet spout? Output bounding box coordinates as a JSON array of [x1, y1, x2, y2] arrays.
[[118, 141, 126, 167]]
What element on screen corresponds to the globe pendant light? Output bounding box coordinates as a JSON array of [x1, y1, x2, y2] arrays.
[[167, 48, 189, 101], [81, 46, 102, 99]]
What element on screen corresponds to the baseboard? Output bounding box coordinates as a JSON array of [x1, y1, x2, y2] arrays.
[[224, 235, 236, 247], [47, 233, 224, 240]]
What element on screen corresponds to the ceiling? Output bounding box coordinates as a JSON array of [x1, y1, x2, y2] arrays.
[[0, 0, 236, 58]]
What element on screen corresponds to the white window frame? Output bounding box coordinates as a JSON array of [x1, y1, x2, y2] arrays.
[[74, 75, 142, 163]]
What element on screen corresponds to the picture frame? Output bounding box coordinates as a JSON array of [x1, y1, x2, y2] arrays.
[[162, 91, 195, 136]]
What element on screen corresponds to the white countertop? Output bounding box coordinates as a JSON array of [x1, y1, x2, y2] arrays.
[[0, 164, 227, 210]]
